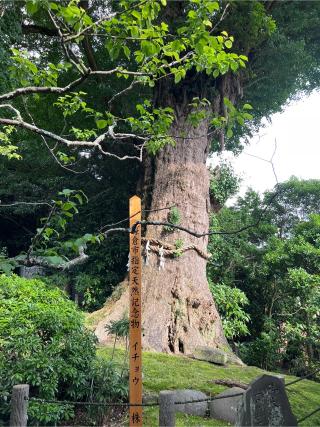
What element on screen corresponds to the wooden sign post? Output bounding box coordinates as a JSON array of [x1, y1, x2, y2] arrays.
[[129, 196, 143, 426]]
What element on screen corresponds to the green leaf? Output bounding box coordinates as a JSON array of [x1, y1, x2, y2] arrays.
[[123, 45, 130, 60], [58, 217, 67, 229], [73, 193, 83, 205], [187, 10, 197, 19], [59, 189, 73, 196], [131, 10, 141, 20], [212, 69, 220, 78], [141, 40, 157, 56], [226, 128, 233, 138], [63, 211, 73, 218], [43, 255, 65, 265], [62, 202, 74, 211], [203, 19, 212, 28], [26, 1, 39, 15], [236, 116, 245, 126], [49, 2, 59, 10], [44, 227, 54, 238], [243, 103, 253, 110], [225, 40, 232, 49], [96, 120, 109, 129], [206, 1, 219, 13]]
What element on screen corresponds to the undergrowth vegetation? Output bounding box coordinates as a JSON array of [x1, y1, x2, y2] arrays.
[[0, 275, 127, 426]]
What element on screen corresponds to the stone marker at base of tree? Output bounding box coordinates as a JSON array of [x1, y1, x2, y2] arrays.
[[159, 390, 175, 427], [235, 374, 298, 426], [19, 265, 45, 278], [174, 390, 208, 417], [192, 346, 228, 365], [209, 387, 245, 424]]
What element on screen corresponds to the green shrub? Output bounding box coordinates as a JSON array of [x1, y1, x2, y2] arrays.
[[0, 274, 97, 425], [209, 162, 240, 206], [239, 329, 283, 371], [82, 357, 128, 426], [209, 281, 250, 340]]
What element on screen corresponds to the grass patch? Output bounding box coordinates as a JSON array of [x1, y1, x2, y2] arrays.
[[98, 346, 320, 426]]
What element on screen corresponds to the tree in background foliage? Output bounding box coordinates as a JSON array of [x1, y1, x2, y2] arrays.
[[0, 1, 320, 354], [209, 178, 320, 375]]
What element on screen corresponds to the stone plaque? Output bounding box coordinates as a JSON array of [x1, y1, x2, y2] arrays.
[[19, 265, 45, 278], [236, 374, 297, 426]]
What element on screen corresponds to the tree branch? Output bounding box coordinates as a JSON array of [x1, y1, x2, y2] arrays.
[[0, 74, 89, 102], [0, 69, 149, 102], [24, 246, 89, 271], [21, 23, 59, 37], [0, 201, 52, 208], [0, 114, 146, 161], [131, 190, 281, 236]]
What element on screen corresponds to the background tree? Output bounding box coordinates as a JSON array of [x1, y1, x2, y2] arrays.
[[209, 178, 320, 375]]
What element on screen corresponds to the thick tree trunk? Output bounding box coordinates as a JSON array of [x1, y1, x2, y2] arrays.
[[94, 99, 229, 354], [139, 115, 228, 354]]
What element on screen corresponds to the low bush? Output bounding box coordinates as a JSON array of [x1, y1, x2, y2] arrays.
[[0, 274, 127, 425]]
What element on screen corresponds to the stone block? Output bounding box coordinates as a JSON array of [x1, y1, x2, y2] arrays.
[[193, 346, 228, 365], [174, 389, 208, 417], [209, 387, 244, 423], [235, 374, 297, 426]]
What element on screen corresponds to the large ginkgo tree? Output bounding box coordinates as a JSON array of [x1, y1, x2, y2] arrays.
[[0, 0, 319, 353]]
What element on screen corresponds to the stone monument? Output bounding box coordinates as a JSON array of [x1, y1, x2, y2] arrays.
[[235, 374, 297, 426]]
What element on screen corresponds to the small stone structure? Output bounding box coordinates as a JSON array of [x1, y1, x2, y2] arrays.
[[192, 346, 245, 366], [19, 265, 45, 278], [193, 347, 228, 365], [209, 386, 245, 423], [235, 374, 297, 426], [174, 389, 208, 417]]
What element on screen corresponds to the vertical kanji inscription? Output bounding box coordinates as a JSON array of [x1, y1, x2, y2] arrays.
[[129, 196, 142, 426]]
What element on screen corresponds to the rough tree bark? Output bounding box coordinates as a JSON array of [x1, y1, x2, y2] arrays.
[[138, 119, 226, 354], [94, 72, 240, 354]]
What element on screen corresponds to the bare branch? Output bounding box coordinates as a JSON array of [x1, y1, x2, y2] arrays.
[[0, 112, 146, 161], [132, 190, 280, 237], [210, 3, 230, 34], [0, 201, 52, 208], [158, 51, 193, 71], [0, 69, 149, 103], [42, 136, 88, 174], [243, 137, 279, 185], [108, 78, 140, 106], [48, 9, 88, 74], [0, 74, 88, 102], [91, 69, 150, 77], [0, 104, 22, 120], [25, 246, 89, 271]]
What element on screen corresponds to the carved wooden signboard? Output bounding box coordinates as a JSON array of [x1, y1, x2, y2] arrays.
[[236, 374, 297, 426], [129, 196, 143, 426]]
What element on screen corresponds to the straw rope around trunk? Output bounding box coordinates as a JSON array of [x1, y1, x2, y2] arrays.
[[141, 237, 211, 260]]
